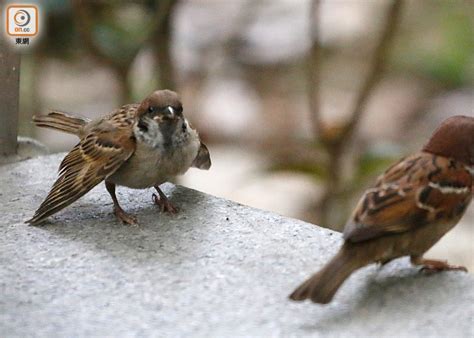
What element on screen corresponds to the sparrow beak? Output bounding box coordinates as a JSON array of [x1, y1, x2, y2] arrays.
[[164, 106, 175, 120]]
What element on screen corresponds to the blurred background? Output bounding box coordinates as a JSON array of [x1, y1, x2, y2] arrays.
[[10, 0, 474, 269]]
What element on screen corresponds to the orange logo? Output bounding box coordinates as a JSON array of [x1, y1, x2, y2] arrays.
[[6, 5, 38, 36]]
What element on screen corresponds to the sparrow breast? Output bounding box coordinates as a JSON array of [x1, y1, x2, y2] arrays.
[[109, 116, 200, 189]]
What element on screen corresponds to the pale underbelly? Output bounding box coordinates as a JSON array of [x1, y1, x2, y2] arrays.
[[107, 140, 200, 189]]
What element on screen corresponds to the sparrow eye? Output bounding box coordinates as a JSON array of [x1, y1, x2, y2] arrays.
[[148, 106, 155, 113]]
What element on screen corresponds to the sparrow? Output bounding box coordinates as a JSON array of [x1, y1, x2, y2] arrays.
[[290, 115, 474, 304], [27, 90, 211, 225]]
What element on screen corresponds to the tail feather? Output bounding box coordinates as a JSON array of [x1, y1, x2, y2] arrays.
[[289, 244, 369, 304], [33, 111, 90, 136]]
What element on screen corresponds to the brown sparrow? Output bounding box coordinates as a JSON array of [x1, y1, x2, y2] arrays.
[[290, 115, 474, 304], [27, 90, 211, 225]]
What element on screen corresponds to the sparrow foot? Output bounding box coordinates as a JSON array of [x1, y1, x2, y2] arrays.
[[411, 257, 467, 274], [152, 193, 178, 214], [114, 207, 138, 225], [106, 181, 137, 225]]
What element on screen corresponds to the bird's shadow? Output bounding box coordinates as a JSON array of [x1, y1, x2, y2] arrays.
[[31, 184, 215, 264], [298, 262, 468, 331]]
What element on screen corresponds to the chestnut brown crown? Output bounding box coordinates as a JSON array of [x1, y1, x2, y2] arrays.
[[137, 90, 183, 117], [422, 115, 474, 166]]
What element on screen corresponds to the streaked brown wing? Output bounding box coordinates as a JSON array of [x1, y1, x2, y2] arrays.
[[344, 153, 472, 242], [27, 128, 135, 225]]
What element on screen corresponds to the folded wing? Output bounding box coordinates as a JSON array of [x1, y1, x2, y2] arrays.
[[344, 153, 472, 242], [192, 142, 211, 170], [27, 126, 135, 225]]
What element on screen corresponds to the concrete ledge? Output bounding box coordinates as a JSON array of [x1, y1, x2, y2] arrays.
[[0, 136, 49, 165], [1, 154, 473, 337]]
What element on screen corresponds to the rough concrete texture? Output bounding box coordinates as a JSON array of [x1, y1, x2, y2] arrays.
[[1, 153, 473, 337], [0, 136, 49, 165]]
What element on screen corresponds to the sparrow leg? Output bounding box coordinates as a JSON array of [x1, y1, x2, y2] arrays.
[[105, 181, 138, 225], [152, 186, 178, 214], [410, 255, 467, 273]]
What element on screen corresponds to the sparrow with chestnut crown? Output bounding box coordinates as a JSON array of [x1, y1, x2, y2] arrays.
[[290, 115, 474, 304], [28, 90, 211, 225]]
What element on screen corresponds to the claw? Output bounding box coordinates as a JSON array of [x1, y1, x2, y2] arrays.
[[421, 264, 468, 274], [411, 257, 467, 274], [114, 207, 138, 225], [152, 193, 178, 214]]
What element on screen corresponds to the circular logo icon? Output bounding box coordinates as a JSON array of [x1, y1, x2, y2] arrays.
[[13, 9, 31, 27]]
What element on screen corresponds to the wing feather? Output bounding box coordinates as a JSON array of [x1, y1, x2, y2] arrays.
[[27, 128, 135, 225], [344, 153, 472, 242]]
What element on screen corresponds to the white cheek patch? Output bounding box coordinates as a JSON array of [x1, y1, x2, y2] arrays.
[[428, 182, 470, 194], [133, 120, 164, 149], [465, 165, 474, 176], [171, 119, 191, 144], [416, 202, 435, 212]]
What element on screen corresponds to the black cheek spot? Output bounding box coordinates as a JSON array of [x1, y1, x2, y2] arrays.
[[418, 186, 432, 204], [182, 123, 187, 133], [138, 120, 148, 132]]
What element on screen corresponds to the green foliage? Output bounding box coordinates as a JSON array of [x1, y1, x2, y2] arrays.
[[92, 5, 154, 65], [422, 10, 473, 86], [395, 3, 473, 87], [269, 161, 328, 181], [36, 2, 155, 63]]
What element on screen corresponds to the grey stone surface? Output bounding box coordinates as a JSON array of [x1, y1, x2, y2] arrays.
[[0, 136, 49, 165], [1, 153, 473, 337]]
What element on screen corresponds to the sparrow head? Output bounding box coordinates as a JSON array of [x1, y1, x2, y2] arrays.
[[134, 90, 195, 149], [422, 115, 474, 166], [137, 89, 183, 122]]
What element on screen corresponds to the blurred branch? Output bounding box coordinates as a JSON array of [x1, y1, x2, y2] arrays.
[[155, 0, 176, 31], [310, 0, 404, 227], [151, 0, 178, 89], [338, 0, 404, 144], [72, 0, 128, 71], [307, 0, 324, 137], [72, 0, 136, 102], [72, 0, 179, 100]]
